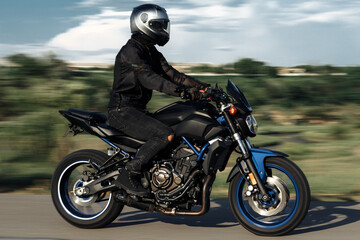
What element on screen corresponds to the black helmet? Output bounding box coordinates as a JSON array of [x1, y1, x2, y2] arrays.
[[130, 4, 170, 46]]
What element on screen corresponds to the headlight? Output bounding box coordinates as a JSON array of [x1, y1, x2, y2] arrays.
[[246, 114, 258, 135]]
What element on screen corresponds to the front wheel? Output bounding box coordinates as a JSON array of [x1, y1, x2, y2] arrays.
[[51, 149, 124, 228], [229, 157, 310, 236]]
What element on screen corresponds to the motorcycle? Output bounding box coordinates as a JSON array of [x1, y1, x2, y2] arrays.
[[51, 80, 310, 236]]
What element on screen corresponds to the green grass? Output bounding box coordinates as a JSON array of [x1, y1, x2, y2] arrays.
[[1, 68, 360, 201], [211, 105, 360, 200]]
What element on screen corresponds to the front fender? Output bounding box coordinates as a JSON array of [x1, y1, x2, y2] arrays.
[[226, 148, 289, 183]]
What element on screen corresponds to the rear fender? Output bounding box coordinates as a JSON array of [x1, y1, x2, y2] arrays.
[[59, 110, 108, 137], [226, 148, 289, 183]]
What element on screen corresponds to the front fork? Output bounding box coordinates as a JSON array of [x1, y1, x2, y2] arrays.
[[234, 135, 271, 201], [223, 111, 271, 201]]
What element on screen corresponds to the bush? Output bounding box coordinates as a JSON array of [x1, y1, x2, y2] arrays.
[[234, 58, 265, 75], [5, 52, 70, 81], [234, 58, 277, 77]]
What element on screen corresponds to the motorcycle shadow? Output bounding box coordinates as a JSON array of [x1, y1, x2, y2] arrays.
[[291, 201, 360, 235], [110, 198, 238, 228], [109, 199, 360, 234]]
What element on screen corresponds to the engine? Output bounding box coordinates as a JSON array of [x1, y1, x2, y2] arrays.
[[150, 143, 199, 203], [150, 163, 182, 193]]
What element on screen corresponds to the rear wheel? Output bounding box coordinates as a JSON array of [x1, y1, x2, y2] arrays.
[[51, 149, 123, 228], [229, 157, 310, 236]]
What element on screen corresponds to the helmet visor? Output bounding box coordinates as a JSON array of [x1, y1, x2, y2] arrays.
[[149, 19, 170, 34]]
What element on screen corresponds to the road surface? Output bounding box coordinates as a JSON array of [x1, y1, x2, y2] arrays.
[[0, 194, 359, 240]]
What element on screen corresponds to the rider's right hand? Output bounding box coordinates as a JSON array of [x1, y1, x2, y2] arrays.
[[202, 87, 217, 99], [179, 87, 202, 101], [188, 87, 201, 101]]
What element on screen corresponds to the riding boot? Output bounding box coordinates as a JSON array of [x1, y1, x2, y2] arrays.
[[116, 166, 149, 197]]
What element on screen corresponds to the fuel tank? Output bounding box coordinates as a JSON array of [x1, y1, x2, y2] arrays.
[[154, 101, 226, 142]]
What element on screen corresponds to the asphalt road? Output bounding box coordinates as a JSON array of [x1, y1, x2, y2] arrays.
[[0, 194, 359, 240]]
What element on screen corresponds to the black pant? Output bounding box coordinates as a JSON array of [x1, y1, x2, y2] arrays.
[[108, 106, 173, 171]]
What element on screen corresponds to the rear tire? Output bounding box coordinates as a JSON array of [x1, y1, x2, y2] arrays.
[[51, 149, 124, 228], [229, 157, 310, 236]]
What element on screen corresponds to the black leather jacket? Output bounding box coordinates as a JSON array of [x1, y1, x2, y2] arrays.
[[108, 35, 209, 109]]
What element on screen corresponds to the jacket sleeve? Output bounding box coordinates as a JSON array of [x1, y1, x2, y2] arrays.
[[157, 51, 210, 89], [122, 47, 180, 97]]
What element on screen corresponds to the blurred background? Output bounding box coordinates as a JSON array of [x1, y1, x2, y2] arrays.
[[0, 0, 359, 201]]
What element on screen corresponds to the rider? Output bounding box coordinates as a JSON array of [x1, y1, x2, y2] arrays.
[[108, 4, 209, 196]]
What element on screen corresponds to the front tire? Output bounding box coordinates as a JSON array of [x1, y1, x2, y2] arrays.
[[51, 149, 124, 228], [229, 157, 310, 236]]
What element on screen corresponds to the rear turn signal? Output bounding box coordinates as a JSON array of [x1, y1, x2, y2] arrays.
[[229, 106, 237, 115]]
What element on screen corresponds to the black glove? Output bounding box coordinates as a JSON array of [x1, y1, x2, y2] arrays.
[[179, 87, 201, 101], [201, 87, 213, 98], [176, 85, 188, 99], [189, 87, 202, 101]]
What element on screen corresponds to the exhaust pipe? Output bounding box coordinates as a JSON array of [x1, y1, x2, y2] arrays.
[[117, 174, 215, 216], [116, 193, 156, 212], [156, 174, 214, 216], [156, 170, 200, 200]]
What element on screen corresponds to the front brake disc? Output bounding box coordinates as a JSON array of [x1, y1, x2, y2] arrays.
[[248, 176, 290, 216]]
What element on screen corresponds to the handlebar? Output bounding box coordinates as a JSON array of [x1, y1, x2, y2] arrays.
[[176, 85, 229, 105], [202, 87, 229, 105]]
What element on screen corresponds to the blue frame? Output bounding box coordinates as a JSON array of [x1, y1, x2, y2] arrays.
[[99, 136, 211, 162], [100, 137, 129, 156], [100, 134, 282, 184], [181, 136, 210, 161], [216, 115, 226, 125]]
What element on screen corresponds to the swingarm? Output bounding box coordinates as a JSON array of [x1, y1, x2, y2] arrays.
[[74, 168, 120, 197]]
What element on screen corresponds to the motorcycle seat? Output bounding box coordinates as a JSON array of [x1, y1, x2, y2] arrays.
[[64, 109, 128, 137], [68, 108, 108, 123], [66, 109, 123, 136], [61, 108, 145, 152], [97, 122, 123, 137]]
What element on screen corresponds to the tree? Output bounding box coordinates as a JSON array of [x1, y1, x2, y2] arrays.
[[6, 54, 48, 78], [5, 53, 70, 80], [234, 58, 277, 77], [234, 58, 264, 75]]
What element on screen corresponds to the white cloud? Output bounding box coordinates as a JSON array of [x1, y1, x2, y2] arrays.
[[47, 8, 131, 51], [266, 1, 279, 9], [277, 1, 360, 25], [47, 4, 257, 53], [289, 10, 360, 25], [168, 3, 254, 24], [77, 0, 107, 7], [183, 0, 235, 6], [22, 0, 360, 65], [293, 1, 327, 11]]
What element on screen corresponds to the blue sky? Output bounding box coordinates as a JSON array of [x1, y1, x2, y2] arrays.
[[1, 0, 360, 66]]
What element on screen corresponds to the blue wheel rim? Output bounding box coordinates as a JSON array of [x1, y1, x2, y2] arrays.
[[236, 164, 300, 229], [57, 160, 113, 221]]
